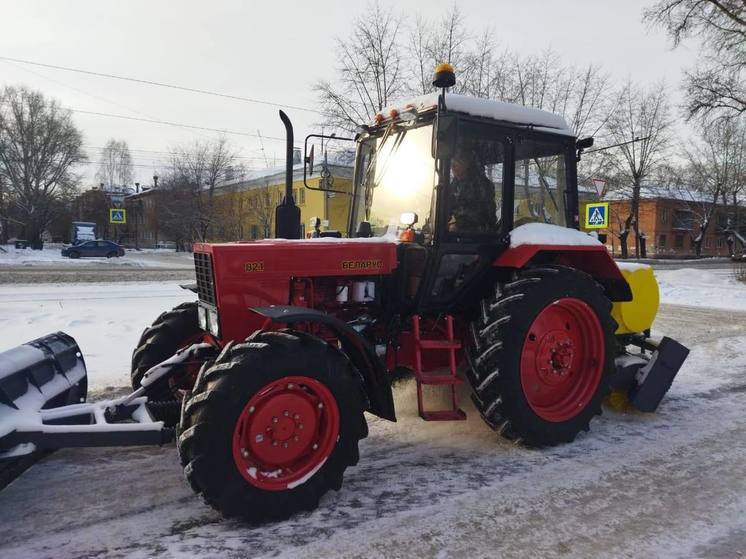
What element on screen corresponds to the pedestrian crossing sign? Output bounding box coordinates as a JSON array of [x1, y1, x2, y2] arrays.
[[585, 202, 608, 229], [109, 208, 127, 224]]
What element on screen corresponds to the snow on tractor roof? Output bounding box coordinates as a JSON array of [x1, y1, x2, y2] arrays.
[[382, 93, 574, 136]]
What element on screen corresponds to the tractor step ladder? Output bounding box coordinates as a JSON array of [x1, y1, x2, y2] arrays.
[[412, 315, 466, 421]]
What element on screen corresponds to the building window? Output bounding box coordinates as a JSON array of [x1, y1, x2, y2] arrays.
[[705, 237, 712, 248], [661, 208, 668, 224], [717, 237, 724, 248], [657, 234, 667, 248], [250, 225, 258, 240], [299, 188, 306, 205], [673, 210, 694, 230], [674, 235, 684, 249]]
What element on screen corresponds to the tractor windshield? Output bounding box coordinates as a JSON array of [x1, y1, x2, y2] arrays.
[[351, 124, 436, 237]]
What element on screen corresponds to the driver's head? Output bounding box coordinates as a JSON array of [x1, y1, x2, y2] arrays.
[[451, 145, 478, 180]]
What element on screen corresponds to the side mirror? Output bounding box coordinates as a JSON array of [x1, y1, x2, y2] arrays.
[[432, 113, 458, 159], [305, 144, 315, 176]]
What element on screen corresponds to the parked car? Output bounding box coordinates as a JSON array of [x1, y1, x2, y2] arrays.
[[61, 240, 125, 259]]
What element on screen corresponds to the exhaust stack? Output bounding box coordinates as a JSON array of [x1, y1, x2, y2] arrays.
[[275, 110, 302, 239]]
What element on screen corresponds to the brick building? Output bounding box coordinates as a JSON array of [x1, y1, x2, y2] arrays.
[[585, 186, 746, 258]]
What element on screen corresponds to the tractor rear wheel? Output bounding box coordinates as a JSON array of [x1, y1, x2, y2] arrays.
[[131, 302, 204, 415], [177, 330, 368, 521], [467, 266, 616, 446]]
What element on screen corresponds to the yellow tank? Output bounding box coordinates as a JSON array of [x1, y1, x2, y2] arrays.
[[611, 264, 660, 335]]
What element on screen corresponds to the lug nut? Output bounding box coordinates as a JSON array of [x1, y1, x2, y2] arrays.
[[312, 443, 318, 450], [272, 417, 279, 423], [284, 410, 289, 417], [272, 441, 278, 447], [248, 406, 255, 413], [299, 424, 304, 430], [287, 383, 294, 389], [294, 436, 299, 442], [318, 402, 324, 409], [241, 448, 248, 457], [283, 442, 288, 448], [255, 434, 264, 443]]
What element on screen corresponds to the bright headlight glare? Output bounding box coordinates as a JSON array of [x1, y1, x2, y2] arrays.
[[197, 306, 207, 330]]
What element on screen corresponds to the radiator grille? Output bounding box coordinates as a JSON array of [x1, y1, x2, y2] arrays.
[[194, 252, 216, 306]]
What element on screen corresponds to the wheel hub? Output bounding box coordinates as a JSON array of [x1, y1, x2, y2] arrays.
[[248, 391, 317, 465]]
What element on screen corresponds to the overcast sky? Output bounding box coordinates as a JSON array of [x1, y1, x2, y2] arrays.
[[0, 0, 699, 186]]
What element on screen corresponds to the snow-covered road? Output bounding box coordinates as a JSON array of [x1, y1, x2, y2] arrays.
[[1, 276, 745, 558]]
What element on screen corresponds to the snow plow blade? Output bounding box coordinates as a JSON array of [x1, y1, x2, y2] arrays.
[[628, 337, 689, 412], [612, 336, 690, 413], [0, 332, 87, 486]]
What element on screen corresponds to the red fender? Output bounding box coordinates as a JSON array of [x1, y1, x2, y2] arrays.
[[493, 244, 632, 301]]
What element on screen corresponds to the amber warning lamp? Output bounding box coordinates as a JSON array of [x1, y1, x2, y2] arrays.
[[432, 63, 456, 88]]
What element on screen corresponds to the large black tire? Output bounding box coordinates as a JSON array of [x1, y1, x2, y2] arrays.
[[177, 330, 368, 522], [131, 301, 201, 403], [466, 266, 616, 446]]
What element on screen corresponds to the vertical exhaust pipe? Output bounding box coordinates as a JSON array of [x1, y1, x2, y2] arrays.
[[275, 110, 301, 239]]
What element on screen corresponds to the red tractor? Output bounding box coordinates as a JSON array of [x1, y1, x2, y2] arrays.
[[0, 64, 688, 522]]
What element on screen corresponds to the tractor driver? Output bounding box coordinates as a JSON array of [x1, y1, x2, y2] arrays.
[[447, 145, 498, 233]]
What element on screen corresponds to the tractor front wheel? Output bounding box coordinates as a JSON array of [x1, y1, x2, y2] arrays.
[[467, 266, 616, 446], [131, 302, 206, 424], [177, 330, 368, 521]]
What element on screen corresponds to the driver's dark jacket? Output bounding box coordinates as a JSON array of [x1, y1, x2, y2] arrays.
[[447, 170, 498, 232]]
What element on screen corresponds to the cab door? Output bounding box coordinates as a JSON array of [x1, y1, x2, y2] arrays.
[[416, 122, 512, 313]]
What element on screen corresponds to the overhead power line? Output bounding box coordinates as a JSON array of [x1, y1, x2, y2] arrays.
[[0, 97, 295, 143], [70, 108, 290, 141], [0, 55, 323, 115]]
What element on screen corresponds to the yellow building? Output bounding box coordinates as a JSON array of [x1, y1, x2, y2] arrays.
[[211, 162, 354, 241]]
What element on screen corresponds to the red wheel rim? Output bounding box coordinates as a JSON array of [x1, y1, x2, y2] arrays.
[[520, 298, 605, 423], [232, 376, 340, 491]]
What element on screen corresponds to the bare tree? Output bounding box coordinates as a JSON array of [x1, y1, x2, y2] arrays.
[[679, 118, 746, 255], [604, 80, 672, 257], [158, 137, 238, 246], [95, 139, 133, 190], [0, 86, 85, 244], [644, 0, 746, 121], [315, 1, 404, 130], [250, 183, 276, 239]]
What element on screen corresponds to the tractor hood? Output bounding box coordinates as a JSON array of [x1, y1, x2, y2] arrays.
[[193, 238, 400, 279]]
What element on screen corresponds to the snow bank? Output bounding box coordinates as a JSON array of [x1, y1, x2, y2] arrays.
[[0, 245, 192, 268], [382, 93, 573, 135], [510, 223, 601, 248], [655, 268, 746, 311]]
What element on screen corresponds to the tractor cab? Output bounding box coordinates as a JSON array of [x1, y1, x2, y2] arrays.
[[340, 78, 581, 313]]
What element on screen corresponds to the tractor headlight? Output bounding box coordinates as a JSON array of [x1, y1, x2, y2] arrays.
[[207, 308, 220, 337], [197, 305, 208, 330]]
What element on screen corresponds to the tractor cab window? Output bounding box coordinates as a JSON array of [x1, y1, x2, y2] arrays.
[[513, 139, 568, 227], [352, 124, 436, 239], [445, 136, 505, 237]]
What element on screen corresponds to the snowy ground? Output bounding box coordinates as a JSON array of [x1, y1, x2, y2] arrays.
[[0, 283, 194, 390], [655, 267, 746, 311], [0, 271, 745, 558]]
